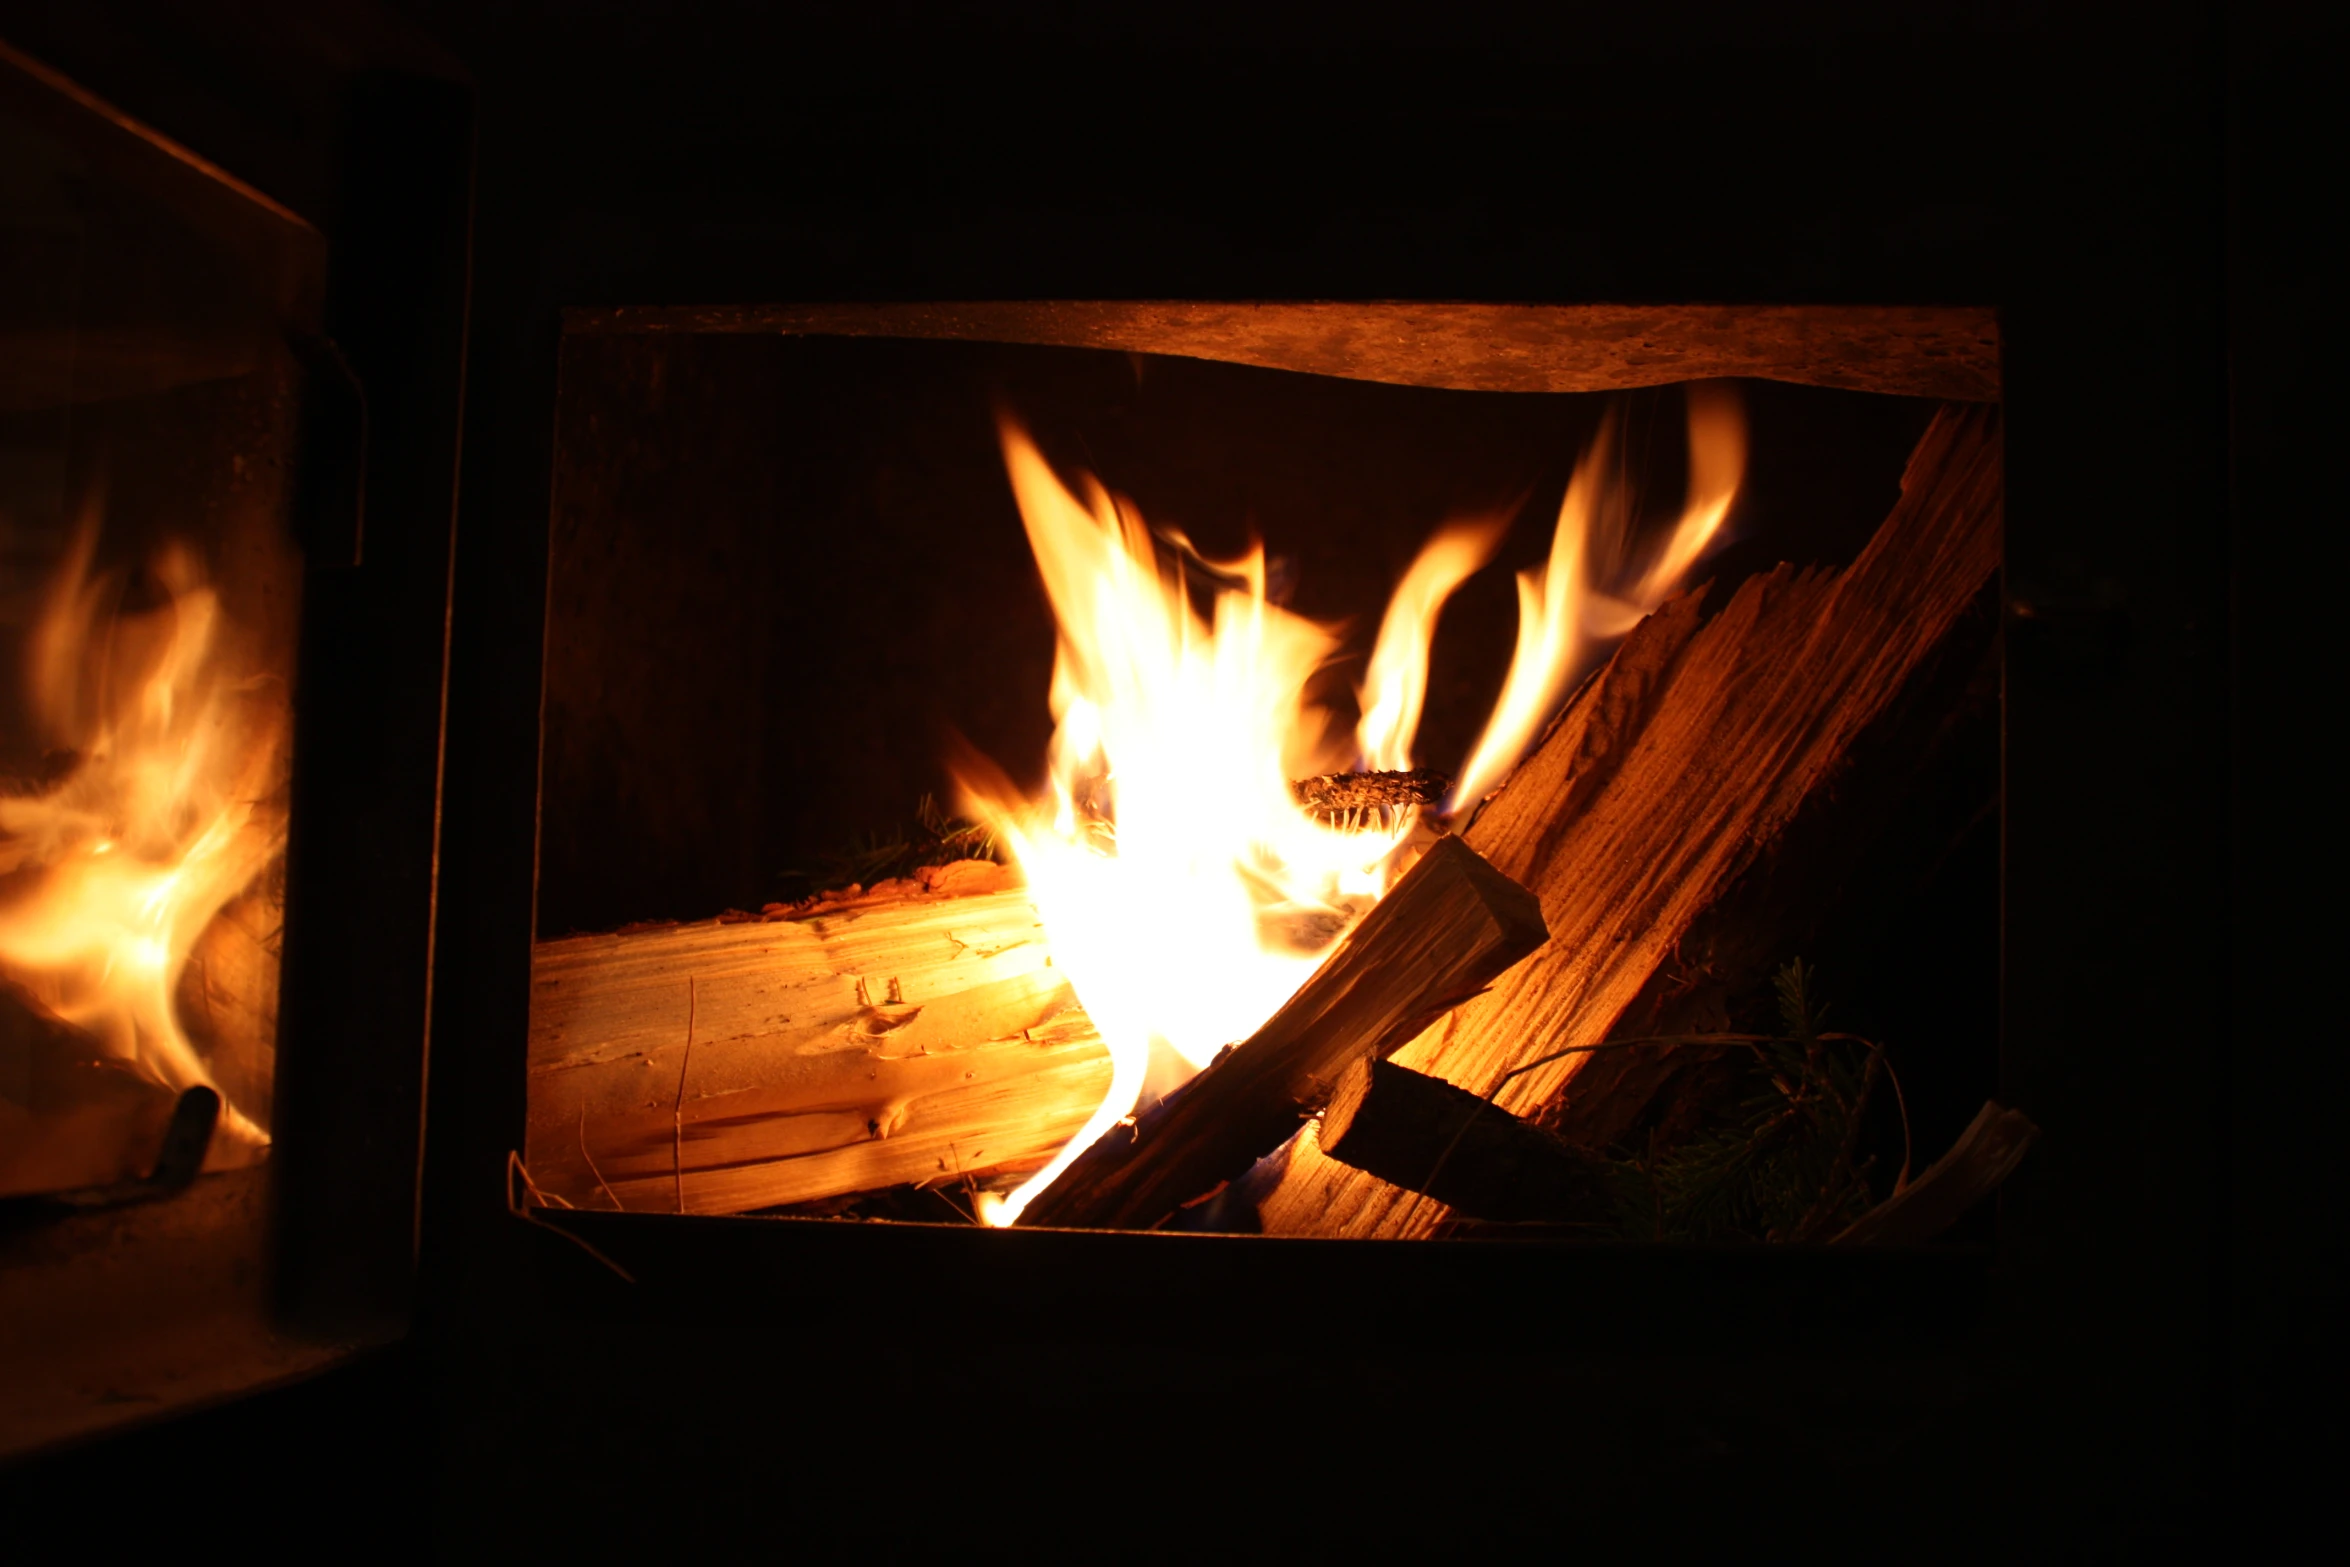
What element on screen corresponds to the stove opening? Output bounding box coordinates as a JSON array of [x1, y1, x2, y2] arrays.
[[525, 304, 2007, 1243]]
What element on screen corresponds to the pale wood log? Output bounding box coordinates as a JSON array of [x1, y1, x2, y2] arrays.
[[525, 878, 1112, 1214], [1259, 403, 2004, 1239], [564, 301, 2000, 402], [1014, 834, 1547, 1231]]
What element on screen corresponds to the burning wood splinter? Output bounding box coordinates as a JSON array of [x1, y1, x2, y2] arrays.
[[1010, 834, 1548, 1232]]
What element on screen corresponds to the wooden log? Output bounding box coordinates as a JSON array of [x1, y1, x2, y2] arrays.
[[1317, 1057, 1612, 1226], [1534, 579, 1999, 1161], [1258, 403, 2004, 1239], [1832, 1100, 2038, 1246], [1013, 834, 1548, 1231], [524, 874, 1113, 1214], [565, 301, 2001, 403]]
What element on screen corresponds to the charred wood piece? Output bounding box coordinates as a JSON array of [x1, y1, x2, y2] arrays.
[[1289, 769, 1452, 819], [1316, 1058, 1611, 1226]]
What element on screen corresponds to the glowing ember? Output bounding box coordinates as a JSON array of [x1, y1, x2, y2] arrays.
[[0, 509, 286, 1149], [962, 391, 1744, 1225]]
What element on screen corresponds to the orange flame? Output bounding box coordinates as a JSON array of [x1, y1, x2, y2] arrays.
[[1451, 384, 1745, 810], [963, 389, 1742, 1225], [1356, 516, 1506, 773], [0, 510, 284, 1145]]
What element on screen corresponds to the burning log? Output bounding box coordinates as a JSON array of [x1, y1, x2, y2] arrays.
[[524, 872, 1113, 1214], [1316, 1056, 1612, 1226], [1012, 834, 1548, 1231], [1258, 402, 2004, 1239]]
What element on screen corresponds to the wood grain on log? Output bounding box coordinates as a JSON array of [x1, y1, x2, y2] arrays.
[[525, 880, 1112, 1214], [1258, 403, 2004, 1240], [564, 301, 2000, 403], [1318, 1056, 1612, 1226], [1013, 834, 1548, 1231]]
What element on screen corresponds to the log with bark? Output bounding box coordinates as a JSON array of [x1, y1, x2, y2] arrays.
[[1012, 834, 1548, 1231], [1258, 401, 2005, 1240], [524, 870, 1113, 1215]]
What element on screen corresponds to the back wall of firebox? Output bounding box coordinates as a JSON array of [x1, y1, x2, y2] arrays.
[[537, 332, 1938, 936]]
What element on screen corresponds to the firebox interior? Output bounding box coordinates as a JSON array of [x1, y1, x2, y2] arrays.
[[529, 318, 1997, 1237]]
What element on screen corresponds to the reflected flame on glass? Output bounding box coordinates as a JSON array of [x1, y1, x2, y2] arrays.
[[960, 388, 1743, 1225], [0, 511, 284, 1144]]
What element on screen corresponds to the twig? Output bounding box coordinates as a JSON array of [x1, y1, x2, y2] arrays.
[[505, 1150, 637, 1284], [1789, 1047, 1881, 1241], [949, 1140, 982, 1219], [1495, 1027, 1889, 1087], [1883, 1051, 1915, 1193], [674, 976, 696, 1216], [578, 1106, 624, 1212]]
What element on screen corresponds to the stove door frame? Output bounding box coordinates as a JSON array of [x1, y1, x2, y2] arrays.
[[0, 17, 467, 1457]]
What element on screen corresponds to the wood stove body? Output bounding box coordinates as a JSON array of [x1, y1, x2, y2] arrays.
[[0, 15, 466, 1453]]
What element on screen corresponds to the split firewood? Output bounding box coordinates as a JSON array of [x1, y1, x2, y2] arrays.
[[1013, 834, 1548, 1231], [1315, 1056, 1612, 1226], [1832, 1100, 2038, 1246], [524, 872, 1112, 1214], [1258, 402, 2005, 1240], [1319, 1064, 2035, 1244]]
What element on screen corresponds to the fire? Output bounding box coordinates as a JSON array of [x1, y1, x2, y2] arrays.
[[0, 509, 285, 1148], [963, 389, 1743, 1225], [1451, 383, 1745, 809]]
